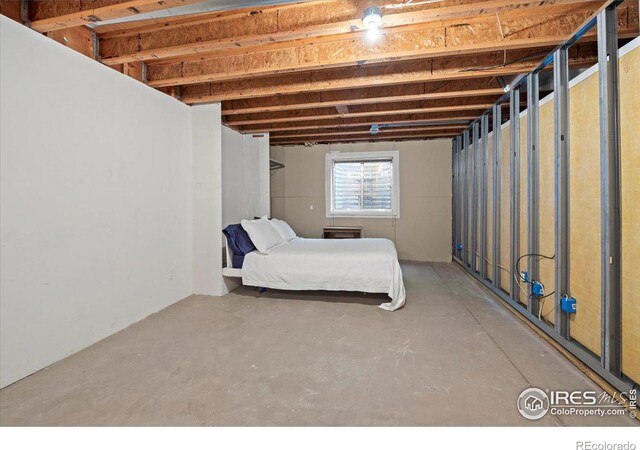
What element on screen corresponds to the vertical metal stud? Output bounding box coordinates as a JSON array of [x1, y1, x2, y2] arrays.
[[452, 138, 457, 257], [456, 137, 463, 260], [527, 73, 541, 317], [471, 122, 480, 273], [554, 47, 570, 338], [480, 114, 489, 279], [598, 5, 622, 377], [510, 88, 521, 302], [463, 129, 471, 267], [492, 104, 502, 288]]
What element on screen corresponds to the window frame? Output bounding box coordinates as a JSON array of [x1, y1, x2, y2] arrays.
[[325, 150, 400, 218]]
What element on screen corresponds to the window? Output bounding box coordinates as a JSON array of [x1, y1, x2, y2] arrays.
[[326, 151, 400, 217]]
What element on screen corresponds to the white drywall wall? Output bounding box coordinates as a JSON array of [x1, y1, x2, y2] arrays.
[[192, 104, 229, 296], [221, 127, 270, 227], [0, 16, 194, 388]]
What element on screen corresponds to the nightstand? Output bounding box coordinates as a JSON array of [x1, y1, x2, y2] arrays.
[[322, 226, 363, 239]]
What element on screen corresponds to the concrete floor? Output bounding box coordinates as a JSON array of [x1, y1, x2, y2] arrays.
[[0, 262, 636, 426]]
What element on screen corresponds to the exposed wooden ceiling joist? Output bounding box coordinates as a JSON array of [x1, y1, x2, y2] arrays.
[[99, 0, 600, 66], [29, 0, 207, 33], [220, 78, 503, 116], [271, 132, 461, 145], [221, 88, 506, 115], [239, 112, 479, 134], [17, 0, 637, 146], [225, 100, 501, 126], [181, 44, 599, 104], [269, 125, 470, 139], [91, 2, 312, 38], [146, 15, 598, 88]]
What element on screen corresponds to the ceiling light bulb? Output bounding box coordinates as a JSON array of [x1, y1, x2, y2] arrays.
[[367, 26, 380, 41], [504, 84, 511, 92], [363, 6, 383, 41]]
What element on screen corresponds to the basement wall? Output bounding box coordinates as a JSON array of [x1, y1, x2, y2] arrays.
[[479, 38, 639, 383], [222, 127, 271, 227], [270, 140, 452, 262], [0, 16, 196, 388]]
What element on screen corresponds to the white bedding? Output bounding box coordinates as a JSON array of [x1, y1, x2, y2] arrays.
[[242, 238, 406, 311]]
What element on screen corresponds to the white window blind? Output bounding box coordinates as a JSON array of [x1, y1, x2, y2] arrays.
[[326, 151, 399, 218], [332, 159, 393, 212]]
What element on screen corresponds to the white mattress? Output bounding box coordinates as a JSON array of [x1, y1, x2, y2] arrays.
[[242, 238, 406, 311]]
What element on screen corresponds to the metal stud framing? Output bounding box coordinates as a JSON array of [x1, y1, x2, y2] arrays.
[[553, 47, 570, 339], [527, 73, 540, 316], [451, 0, 630, 392], [480, 114, 489, 279], [509, 88, 521, 302], [491, 104, 502, 288], [463, 129, 471, 267], [597, 5, 622, 377], [456, 137, 464, 259], [452, 139, 457, 256], [471, 122, 480, 273]]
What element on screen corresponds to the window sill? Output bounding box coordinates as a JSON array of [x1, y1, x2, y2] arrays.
[[327, 213, 399, 219]]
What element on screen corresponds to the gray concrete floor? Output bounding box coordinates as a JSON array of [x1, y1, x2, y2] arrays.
[[0, 262, 636, 426]]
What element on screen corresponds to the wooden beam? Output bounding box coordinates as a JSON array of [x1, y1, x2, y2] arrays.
[[100, 0, 602, 65], [0, 0, 23, 24], [123, 61, 146, 82], [218, 79, 505, 114], [180, 43, 600, 102], [92, 3, 297, 39], [30, 0, 206, 33], [145, 7, 601, 88], [226, 102, 498, 126], [271, 132, 459, 145], [270, 125, 469, 139], [46, 26, 97, 59], [240, 112, 478, 134]]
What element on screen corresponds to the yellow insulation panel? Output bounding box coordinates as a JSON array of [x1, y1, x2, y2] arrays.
[[538, 97, 556, 324], [518, 115, 529, 305], [568, 69, 602, 356], [500, 125, 511, 294], [486, 133, 494, 277], [620, 44, 640, 383]]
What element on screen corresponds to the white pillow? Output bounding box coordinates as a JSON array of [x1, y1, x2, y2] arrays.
[[271, 218, 297, 242], [241, 217, 286, 254]]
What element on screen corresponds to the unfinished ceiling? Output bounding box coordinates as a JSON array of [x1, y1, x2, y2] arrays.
[[1, 0, 637, 145]]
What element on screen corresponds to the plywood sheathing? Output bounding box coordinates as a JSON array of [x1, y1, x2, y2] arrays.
[[179, 45, 598, 104], [219, 78, 504, 114], [143, 13, 598, 88], [99, 1, 606, 66]]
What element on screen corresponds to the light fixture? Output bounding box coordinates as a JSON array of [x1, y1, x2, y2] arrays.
[[363, 6, 383, 41], [503, 84, 511, 93], [370, 124, 380, 135]]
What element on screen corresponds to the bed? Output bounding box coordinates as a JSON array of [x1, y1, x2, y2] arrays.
[[223, 233, 406, 311]]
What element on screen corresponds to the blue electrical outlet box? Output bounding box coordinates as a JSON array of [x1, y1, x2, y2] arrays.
[[521, 271, 529, 283], [457, 243, 463, 251], [561, 296, 577, 314], [531, 281, 545, 297]]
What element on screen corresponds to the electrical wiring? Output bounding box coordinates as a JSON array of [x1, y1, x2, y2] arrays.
[[513, 253, 556, 319], [515, 253, 555, 285]]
